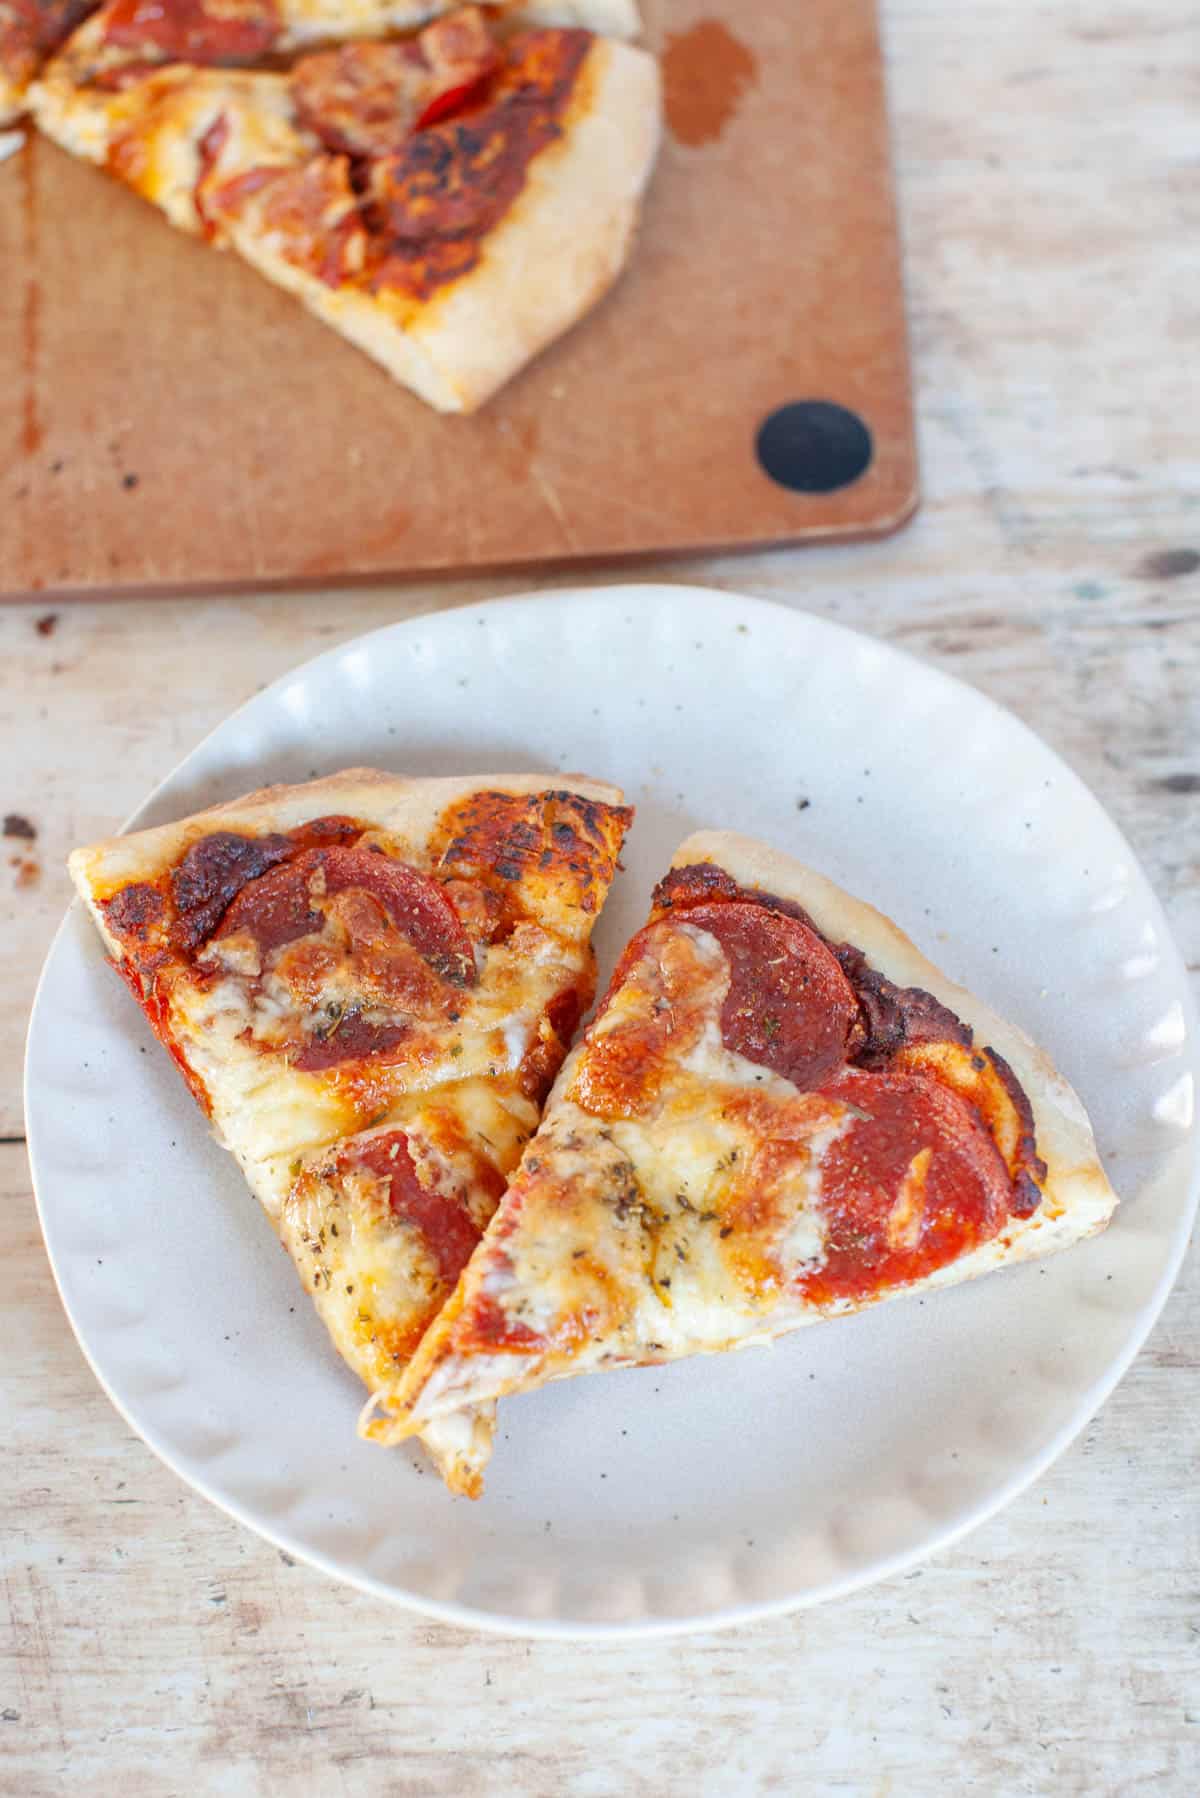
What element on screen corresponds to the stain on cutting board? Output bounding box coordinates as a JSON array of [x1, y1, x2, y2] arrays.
[[662, 20, 759, 147]]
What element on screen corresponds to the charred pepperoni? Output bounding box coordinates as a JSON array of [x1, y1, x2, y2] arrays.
[[653, 862, 972, 1066], [102, 879, 165, 942], [170, 830, 296, 948], [800, 1066, 1014, 1303], [651, 862, 743, 914], [683, 902, 862, 1090], [833, 944, 971, 1065], [365, 28, 591, 293]]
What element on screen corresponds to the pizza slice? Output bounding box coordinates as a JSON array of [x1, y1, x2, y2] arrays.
[[29, 3, 658, 410], [207, 23, 660, 412], [70, 769, 631, 1492], [383, 830, 1118, 1460]]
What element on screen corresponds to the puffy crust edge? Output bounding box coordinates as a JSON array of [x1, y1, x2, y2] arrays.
[[68, 766, 627, 904]]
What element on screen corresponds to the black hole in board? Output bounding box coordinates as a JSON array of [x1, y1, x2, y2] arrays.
[[755, 401, 873, 494]]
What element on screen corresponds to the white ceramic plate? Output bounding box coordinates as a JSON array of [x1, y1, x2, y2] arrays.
[[26, 586, 1199, 1638]]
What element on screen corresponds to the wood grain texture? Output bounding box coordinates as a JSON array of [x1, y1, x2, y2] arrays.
[[2, 0, 1199, 1789], [0, 0, 915, 597]]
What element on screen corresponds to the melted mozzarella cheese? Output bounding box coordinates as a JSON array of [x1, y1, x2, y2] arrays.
[[390, 920, 865, 1431], [165, 920, 576, 1210]]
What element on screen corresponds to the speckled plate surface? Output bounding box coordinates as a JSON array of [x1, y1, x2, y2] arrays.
[[25, 586, 1199, 1638]]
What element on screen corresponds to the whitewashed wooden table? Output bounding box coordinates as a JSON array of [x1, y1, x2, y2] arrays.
[[3, 2, 1198, 1791]]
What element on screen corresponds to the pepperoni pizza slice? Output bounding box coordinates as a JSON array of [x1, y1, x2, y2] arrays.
[[69, 769, 631, 1494], [383, 831, 1117, 1470], [29, 2, 659, 410]]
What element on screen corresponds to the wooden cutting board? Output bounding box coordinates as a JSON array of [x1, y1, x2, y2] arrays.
[[0, 1, 916, 598]]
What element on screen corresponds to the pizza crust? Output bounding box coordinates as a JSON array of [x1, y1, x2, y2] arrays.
[[70, 766, 624, 901]]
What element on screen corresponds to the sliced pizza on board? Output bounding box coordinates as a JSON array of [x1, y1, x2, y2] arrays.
[[69, 769, 632, 1494], [29, 2, 660, 410], [384, 830, 1118, 1478]]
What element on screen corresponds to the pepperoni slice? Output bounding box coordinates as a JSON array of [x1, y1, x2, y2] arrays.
[[209, 843, 475, 984], [213, 859, 321, 954], [465, 1288, 544, 1352], [682, 902, 861, 1090], [799, 1066, 1014, 1304], [169, 817, 363, 951], [102, 0, 279, 64], [170, 830, 296, 948], [292, 43, 427, 158], [307, 846, 475, 984], [0, 0, 93, 85], [295, 1013, 408, 1072], [347, 1131, 481, 1286]]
